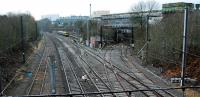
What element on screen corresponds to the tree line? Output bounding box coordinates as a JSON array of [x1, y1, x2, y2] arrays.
[[131, 1, 200, 76], [0, 13, 38, 54]]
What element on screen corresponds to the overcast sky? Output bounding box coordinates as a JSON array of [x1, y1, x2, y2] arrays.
[[0, 0, 199, 20]]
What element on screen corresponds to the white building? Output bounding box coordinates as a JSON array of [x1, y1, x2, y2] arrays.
[[92, 10, 110, 18], [41, 14, 59, 21]]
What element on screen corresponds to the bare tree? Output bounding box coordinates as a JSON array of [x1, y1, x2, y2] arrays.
[[146, 0, 159, 13], [131, 0, 159, 13], [130, 0, 160, 29], [132, 1, 146, 13], [130, 0, 160, 56]]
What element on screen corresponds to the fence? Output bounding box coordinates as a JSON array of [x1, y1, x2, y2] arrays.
[[7, 86, 200, 97]]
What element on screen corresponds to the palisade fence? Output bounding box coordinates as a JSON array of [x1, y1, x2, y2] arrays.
[[0, 14, 38, 55]]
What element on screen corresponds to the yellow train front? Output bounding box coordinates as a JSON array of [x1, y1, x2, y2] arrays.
[[57, 31, 69, 37]]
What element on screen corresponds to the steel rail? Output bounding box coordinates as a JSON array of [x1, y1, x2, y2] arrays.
[[111, 63, 164, 97], [0, 36, 46, 95], [80, 44, 169, 97], [120, 44, 175, 97], [78, 55, 105, 97], [39, 58, 48, 95], [109, 45, 148, 97], [103, 45, 163, 97], [80, 44, 129, 96], [80, 45, 113, 97], [65, 35, 176, 97], [107, 46, 131, 97], [27, 34, 49, 95], [49, 35, 71, 94], [59, 51, 72, 93], [55, 35, 86, 95], [103, 48, 113, 88], [116, 72, 149, 97], [64, 50, 86, 97], [79, 56, 113, 91]]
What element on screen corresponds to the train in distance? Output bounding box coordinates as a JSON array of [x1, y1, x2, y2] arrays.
[[57, 31, 69, 37]]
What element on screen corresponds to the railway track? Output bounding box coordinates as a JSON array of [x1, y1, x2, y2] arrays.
[[77, 43, 176, 97], [58, 48, 85, 95], [79, 56, 115, 97], [66, 40, 137, 97], [55, 36, 102, 97], [105, 47, 140, 97], [0, 35, 46, 96], [119, 44, 176, 97], [68, 36, 145, 97], [54, 34, 179, 97], [27, 33, 66, 95], [56, 35, 117, 97], [100, 47, 133, 96], [106, 45, 176, 97], [26, 34, 50, 95], [100, 45, 147, 97], [109, 45, 176, 97]]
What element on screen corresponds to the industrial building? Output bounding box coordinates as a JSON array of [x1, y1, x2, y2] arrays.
[[162, 2, 200, 13]]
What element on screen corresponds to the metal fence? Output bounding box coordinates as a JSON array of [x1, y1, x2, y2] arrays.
[[9, 86, 200, 97]]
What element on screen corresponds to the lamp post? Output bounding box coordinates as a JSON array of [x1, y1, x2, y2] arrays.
[[87, 4, 91, 46], [180, 8, 189, 97], [89, 4, 91, 46], [90, 4, 91, 17]]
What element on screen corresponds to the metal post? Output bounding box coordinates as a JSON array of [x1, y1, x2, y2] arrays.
[[35, 22, 38, 40], [100, 26, 103, 47], [20, 16, 25, 64], [88, 4, 91, 46], [181, 7, 189, 88], [87, 4, 91, 47], [87, 19, 89, 46], [116, 30, 118, 43], [131, 27, 134, 44], [146, 15, 149, 42], [90, 4, 91, 17], [0, 68, 2, 95], [106, 29, 108, 45], [128, 92, 132, 97], [49, 56, 56, 94], [145, 15, 149, 64]]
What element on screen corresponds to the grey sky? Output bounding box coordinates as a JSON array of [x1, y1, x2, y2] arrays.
[[0, 0, 199, 20]]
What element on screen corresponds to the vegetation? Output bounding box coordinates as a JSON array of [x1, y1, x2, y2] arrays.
[[0, 13, 38, 53], [39, 17, 100, 42], [131, 1, 200, 81], [0, 13, 38, 91], [130, 0, 160, 57], [149, 12, 200, 64], [129, 0, 200, 83], [37, 18, 51, 32]]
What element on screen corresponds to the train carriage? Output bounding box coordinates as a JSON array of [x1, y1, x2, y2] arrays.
[[57, 31, 69, 37]]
